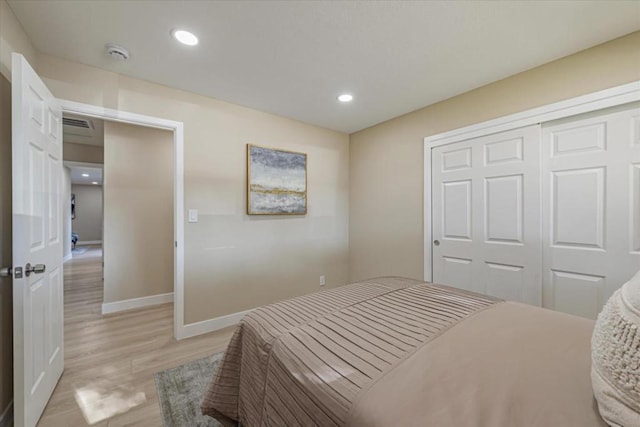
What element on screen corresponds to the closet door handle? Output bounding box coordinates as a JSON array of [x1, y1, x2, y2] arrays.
[[433, 240, 440, 246]]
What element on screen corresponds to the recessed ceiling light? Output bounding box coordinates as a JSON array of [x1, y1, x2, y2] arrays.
[[338, 94, 353, 103], [82, 173, 90, 177], [91, 181, 99, 185], [172, 29, 199, 46]]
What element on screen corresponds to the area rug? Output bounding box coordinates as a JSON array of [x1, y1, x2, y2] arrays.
[[155, 352, 225, 427]]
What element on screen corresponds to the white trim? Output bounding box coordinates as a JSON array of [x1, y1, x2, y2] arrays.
[[64, 160, 103, 169], [63, 253, 72, 262], [101, 292, 174, 315], [180, 309, 253, 340], [0, 400, 13, 427], [427, 81, 640, 148], [173, 123, 185, 340], [423, 142, 432, 282], [59, 99, 186, 340], [423, 81, 640, 282], [76, 240, 102, 245], [59, 100, 183, 131]]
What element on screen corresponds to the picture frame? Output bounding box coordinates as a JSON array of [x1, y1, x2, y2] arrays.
[[247, 144, 307, 215]]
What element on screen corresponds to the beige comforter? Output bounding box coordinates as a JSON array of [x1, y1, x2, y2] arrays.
[[201, 277, 605, 426]]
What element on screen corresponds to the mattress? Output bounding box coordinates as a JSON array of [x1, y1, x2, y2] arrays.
[[201, 277, 605, 426]]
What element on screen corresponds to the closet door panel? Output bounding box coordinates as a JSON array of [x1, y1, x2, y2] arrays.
[[432, 125, 541, 305], [542, 103, 640, 318], [551, 167, 605, 249]]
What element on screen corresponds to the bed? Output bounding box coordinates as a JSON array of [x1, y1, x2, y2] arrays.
[[201, 277, 606, 426]]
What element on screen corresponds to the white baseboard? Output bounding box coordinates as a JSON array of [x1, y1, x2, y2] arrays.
[[64, 252, 73, 262], [0, 400, 13, 427], [102, 292, 173, 315], [77, 240, 102, 245], [179, 308, 253, 340]]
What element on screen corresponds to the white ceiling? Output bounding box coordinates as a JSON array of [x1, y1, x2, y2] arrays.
[[8, 1, 640, 133], [65, 163, 103, 186]]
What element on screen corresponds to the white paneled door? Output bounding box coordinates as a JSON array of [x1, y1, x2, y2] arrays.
[[542, 103, 640, 319], [12, 53, 64, 427], [432, 125, 542, 305]]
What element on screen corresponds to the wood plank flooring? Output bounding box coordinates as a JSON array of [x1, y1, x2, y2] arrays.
[[38, 246, 234, 426]]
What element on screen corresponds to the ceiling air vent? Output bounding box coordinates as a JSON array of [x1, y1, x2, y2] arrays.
[[106, 43, 130, 61], [63, 116, 94, 138], [62, 117, 91, 129]]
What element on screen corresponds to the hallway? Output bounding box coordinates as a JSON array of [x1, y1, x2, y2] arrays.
[[37, 246, 233, 426]]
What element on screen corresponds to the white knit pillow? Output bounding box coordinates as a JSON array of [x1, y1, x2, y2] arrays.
[[592, 270, 640, 426]]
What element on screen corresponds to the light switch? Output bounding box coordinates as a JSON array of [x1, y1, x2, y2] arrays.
[[188, 209, 198, 223]]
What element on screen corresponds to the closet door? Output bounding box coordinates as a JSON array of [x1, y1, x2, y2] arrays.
[[542, 103, 640, 319], [432, 125, 541, 305]]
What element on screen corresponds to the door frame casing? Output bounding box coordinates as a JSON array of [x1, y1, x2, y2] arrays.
[[423, 80, 640, 282], [58, 99, 187, 340]]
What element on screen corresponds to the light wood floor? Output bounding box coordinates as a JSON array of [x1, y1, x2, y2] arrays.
[[38, 246, 235, 426]]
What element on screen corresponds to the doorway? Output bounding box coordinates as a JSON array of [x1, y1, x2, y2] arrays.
[[47, 110, 182, 426], [61, 111, 177, 317], [62, 112, 105, 269], [10, 54, 186, 427], [58, 100, 185, 339]]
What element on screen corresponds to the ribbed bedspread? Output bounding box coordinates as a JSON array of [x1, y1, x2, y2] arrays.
[[201, 277, 499, 426]]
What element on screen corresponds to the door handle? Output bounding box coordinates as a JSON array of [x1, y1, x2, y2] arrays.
[[0, 267, 11, 277], [433, 240, 440, 246], [25, 263, 46, 277]]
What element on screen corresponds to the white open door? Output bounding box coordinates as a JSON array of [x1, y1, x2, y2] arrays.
[[12, 53, 64, 427]]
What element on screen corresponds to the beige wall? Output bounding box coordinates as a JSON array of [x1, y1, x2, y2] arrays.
[[349, 31, 640, 282], [0, 69, 13, 422], [63, 142, 104, 164], [103, 122, 173, 303], [72, 184, 103, 242], [38, 54, 350, 323], [0, 0, 37, 81]]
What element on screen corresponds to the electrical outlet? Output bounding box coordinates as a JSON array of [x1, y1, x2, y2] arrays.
[[319, 275, 326, 286]]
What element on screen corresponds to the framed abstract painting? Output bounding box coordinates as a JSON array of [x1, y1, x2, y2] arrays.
[[247, 144, 307, 215]]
